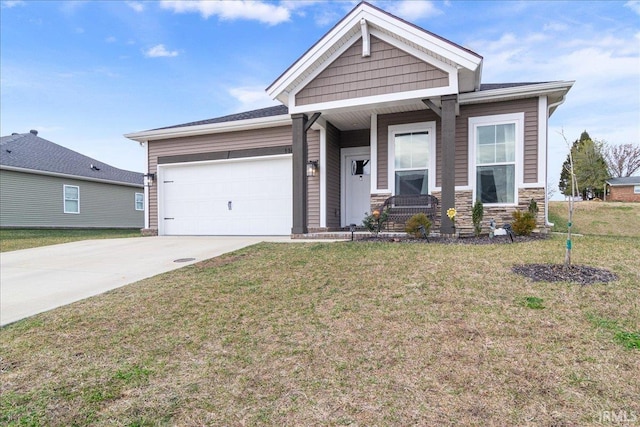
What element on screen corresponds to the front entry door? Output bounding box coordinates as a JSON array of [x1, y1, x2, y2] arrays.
[[342, 148, 371, 227]]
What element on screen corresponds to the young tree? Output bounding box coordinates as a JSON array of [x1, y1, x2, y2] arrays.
[[559, 130, 578, 268], [558, 131, 609, 199], [603, 143, 640, 177]]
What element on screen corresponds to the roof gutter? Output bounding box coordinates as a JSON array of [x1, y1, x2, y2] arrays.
[[460, 81, 574, 105], [544, 93, 569, 228], [125, 114, 292, 143], [0, 165, 143, 188]]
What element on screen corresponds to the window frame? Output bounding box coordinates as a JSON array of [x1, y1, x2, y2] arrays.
[[634, 185, 640, 195], [469, 113, 524, 206], [135, 192, 144, 211], [63, 184, 80, 214], [387, 121, 436, 196]]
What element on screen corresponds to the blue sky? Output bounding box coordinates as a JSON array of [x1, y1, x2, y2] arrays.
[[1, 0, 639, 197]]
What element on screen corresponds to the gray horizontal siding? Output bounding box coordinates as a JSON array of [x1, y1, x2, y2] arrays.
[[0, 170, 144, 228], [296, 36, 448, 106], [307, 130, 320, 228]]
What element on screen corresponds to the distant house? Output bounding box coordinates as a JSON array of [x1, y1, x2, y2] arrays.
[[1, 130, 144, 228], [126, 2, 573, 236], [605, 177, 640, 202]]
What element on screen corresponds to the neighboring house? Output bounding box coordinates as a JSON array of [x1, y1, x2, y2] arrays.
[[604, 177, 640, 202], [125, 2, 573, 236], [1, 130, 144, 228]]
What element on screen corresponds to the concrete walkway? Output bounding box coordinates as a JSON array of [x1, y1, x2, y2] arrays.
[[1, 236, 298, 326]]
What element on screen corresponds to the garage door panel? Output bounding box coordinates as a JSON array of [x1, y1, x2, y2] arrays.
[[160, 156, 292, 235]]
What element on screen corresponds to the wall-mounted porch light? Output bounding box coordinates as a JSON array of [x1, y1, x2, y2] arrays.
[[306, 160, 318, 177], [143, 172, 155, 186]]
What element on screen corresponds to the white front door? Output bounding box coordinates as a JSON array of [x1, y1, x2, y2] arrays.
[[342, 148, 371, 227]]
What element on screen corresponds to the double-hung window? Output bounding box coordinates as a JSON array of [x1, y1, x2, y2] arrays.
[[389, 122, 435, 196], [470, 113, 523, 205], [64, 185, 80, 214], [135, 193, 144, 211]]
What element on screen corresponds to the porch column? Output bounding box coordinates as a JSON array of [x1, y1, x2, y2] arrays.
[[292, 113, 308, 234], [440, 94, 458, 234]]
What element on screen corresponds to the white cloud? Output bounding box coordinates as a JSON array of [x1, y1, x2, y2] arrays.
[[1, 1, 25, 8], [144, 44, 179, 58], [386, 0, 443, 20], [625, 0, 640, 15], [126, 1, 144, 13], [105, 36, 117, 43], [543, 22, 569, 32], [228, 86, 279, 111], [160, 0, 291, 25]]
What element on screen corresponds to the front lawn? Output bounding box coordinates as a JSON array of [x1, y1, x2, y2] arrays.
[[0, 228, 142, 252], [1, 235, 638, 426]]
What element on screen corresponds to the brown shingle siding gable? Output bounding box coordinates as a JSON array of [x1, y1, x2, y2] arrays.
[[296, 36, 448, 106]]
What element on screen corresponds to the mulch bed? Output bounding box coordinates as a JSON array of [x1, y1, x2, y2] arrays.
[[358, 233, 548, 245], [512, 264, 618, 285], [357, 233, 618, 285]]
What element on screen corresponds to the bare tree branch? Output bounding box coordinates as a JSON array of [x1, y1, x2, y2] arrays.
[[603, 142, 640, 177]]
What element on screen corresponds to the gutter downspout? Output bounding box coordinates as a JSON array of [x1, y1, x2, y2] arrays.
[[545, 95, 568, 228], [143, 141, 150, 230]]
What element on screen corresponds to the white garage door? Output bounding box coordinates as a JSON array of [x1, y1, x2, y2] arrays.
[[159, 155, 292, 235]]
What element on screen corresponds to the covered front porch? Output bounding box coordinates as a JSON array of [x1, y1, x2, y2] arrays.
[[290, 99, 459, 236]]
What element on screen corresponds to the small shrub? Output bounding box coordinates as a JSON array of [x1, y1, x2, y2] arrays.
[[405, 213, 432, 238], [528, 198, 539, 216], [362, 209, 388, 233], [511, 210, 536, 236], [471, 200, 484, 236]]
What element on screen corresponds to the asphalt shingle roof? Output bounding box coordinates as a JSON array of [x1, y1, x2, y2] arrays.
[[606, 176, 640, 185], [154, 83, 549, 131], [153, 105, 289, 131], [0, 131, 143, 186]]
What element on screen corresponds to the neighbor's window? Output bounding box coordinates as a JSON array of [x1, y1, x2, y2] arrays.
[[469, 112, 525, 205], [64, 185, 80, 214], [394, 131, 429, 195], [634, 185, 640, 194], [135, 193, 144, 211]]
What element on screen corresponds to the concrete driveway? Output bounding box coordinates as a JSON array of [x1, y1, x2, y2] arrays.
[[1, 236, 293, 326]]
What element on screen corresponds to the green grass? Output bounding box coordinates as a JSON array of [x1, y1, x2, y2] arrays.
[[1, 234, 638, 426], [0, 228, 141, 252], [548, 201, 640, 237]]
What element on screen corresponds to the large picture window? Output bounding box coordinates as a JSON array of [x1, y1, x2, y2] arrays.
[[470, 113, 523, 205], [394, 131, 430, 195], [64, 185, 79, 214]]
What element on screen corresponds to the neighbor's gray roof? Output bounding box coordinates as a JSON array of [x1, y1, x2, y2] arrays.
[[152, 83, 545, 131], [606, 176, 640, 186], [0, 132, 143, 186]]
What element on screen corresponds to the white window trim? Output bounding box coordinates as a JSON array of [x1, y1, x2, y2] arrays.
[[388, 121, 436, 196], [63, 184, 80, 214], [634, 185, 640, 194], [135, 192, 144, 211], [468, 112, 524, 206]]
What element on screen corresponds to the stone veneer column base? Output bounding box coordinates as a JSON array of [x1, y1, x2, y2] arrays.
[[140, 228, 158, 236], [370, 193, 392, 213]]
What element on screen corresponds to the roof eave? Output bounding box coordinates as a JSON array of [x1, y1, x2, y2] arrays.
[[125, 114, 292, 143], [459, 81, 575, 105], [267, 2, 482, 103], [1, 165, 143, 188]]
